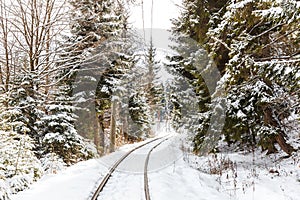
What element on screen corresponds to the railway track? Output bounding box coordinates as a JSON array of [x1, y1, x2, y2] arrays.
[[90, 136, 170, 200], [144, 137, 170, 200]]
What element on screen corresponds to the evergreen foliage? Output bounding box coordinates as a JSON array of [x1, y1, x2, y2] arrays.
[[0, 131, 42, 195], [0, 0, 298, 197], [171, 0, 300, 154], [145, 41, 163, 111], [128, 92, 152, 138], [41, 84, 95, 165], [0, 74, 45, 155], [61, 0, 135, 153]]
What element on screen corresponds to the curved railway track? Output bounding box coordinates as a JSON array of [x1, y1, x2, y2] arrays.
[[144, 137, 170, 200], [90, 136, 170, 200]]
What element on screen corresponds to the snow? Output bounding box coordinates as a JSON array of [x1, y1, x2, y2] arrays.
[[296, 71, 300, 79], [228, 0, 254, 9], [150, 164, 228, 200], [237, 110, 247, 119], [189, 151, 300, 200], [11, 125, 300, 200], [0, 179, 9, 200], [254, 7, 283, 18]]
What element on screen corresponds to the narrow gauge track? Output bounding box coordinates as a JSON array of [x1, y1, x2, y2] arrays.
[[91, 136, 170, 200], [144, 137, 170, 200]]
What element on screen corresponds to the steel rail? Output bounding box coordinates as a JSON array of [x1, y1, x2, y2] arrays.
[[144, 137, 170, 200], [90, 136, 168, 200]]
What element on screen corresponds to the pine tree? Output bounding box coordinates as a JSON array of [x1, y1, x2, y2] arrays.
[[171, 0, 300, 154], [61, 0, 132, 153], [95, 54, 134, 152], [208, 0, 299, 154], [41, 84, 95, 165], [0, 74, 44, 193], [164, 54, 197, 133], [144, 41, 163, 132], [171, 0, 209, 44], [40, 152, 66, 175], [128, 92, 152, 138], [0, 131, 42, 194], [0, 74, 45, 155], [166, 35, 213, 153]]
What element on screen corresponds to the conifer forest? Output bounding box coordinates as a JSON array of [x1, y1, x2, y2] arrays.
[[0, 0, 299, 199]]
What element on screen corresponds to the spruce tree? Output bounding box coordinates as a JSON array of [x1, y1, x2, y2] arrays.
[[61, 0, 133, 153], [0, 74, 44, 193], [171, 0, 299, 154], [0, 74, 45, 155], [128, 92, 152, 138], [41, 84, 95, 165], [0, 131, 42, 194], [144, 41, 163, 132]]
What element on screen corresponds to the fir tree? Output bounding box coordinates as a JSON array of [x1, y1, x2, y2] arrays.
[[61, 0, 133, 153], [144, 40, 163, 131], [171, 0, 300, 154], [41, 84, 95, 165], [206, 0, 299, 154], [0, 130, 42, 195], [0, 74, 45, 155], [128, 92, 152, 138]]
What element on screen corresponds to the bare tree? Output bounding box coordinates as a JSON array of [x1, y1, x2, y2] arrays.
[[0, 0, 13, 93], [0, 0, 69, 96]]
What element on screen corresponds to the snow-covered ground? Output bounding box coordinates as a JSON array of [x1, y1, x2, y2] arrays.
[[11, 126, 300, 200], [185, 150, 300, 200]]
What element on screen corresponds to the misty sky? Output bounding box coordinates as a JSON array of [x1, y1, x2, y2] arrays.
[[129, 0, 182, 29]]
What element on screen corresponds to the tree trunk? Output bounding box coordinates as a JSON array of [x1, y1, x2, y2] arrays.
[[0, 6, 10, 91], [263, 106, 295, 155], [98, 113, 105, 155], [110, 100, 117, 153], [93, 115, 100, 153], [275, 132, 294, 155]]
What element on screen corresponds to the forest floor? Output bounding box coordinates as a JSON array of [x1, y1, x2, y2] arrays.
[[11, 125, 300, 200]]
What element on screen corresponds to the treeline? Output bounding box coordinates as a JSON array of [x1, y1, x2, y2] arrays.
[[168, 0, 299, 155]]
